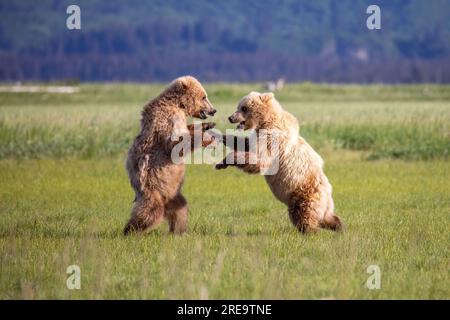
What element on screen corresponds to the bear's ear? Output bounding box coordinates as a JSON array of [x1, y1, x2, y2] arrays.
[[179, 77, 190, 90], [172, 77, 189, 93], [259, 92, 274, 104]]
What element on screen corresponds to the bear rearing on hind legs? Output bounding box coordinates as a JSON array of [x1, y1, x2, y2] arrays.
[[216, 91, 343, 234], [124, 76, 216, 235]]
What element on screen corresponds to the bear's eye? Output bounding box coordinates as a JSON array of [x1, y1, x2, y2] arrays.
[[202, 96, 206, 101], [241, 106, 248, 113]]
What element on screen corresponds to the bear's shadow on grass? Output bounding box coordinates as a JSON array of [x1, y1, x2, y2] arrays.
[[190, 223, 298, 237], [0, 228, 124, 240], [1, 226, 278, 239], [1, 221, 343, 239]]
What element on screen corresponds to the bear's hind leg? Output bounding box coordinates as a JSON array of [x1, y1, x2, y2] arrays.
[[123, 192, 164, 235], [288, 198, 320, 234], [165, 193, 188, 234]]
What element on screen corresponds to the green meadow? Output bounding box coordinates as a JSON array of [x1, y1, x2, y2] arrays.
[[0, 83, 449, 299]]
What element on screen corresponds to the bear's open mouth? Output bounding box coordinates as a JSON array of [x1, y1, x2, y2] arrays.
[[199, 110, 207, 119]]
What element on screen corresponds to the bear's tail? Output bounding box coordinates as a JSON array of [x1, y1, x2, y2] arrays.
[[320, 214, 343, 232]]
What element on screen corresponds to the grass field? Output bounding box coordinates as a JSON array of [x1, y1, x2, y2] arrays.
[[0, 83, 449, 299]]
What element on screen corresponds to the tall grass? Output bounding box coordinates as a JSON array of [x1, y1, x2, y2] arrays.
[[0, 83, 449, 160], [303, 121, 449, 160], [0, 122, 134, 159]]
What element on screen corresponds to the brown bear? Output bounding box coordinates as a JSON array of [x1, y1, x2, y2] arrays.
[[124, 76, 216, 235], [216, 91, 342, 233]]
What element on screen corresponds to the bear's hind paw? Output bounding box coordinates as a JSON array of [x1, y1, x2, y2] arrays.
[[215, 163, 228, 170]]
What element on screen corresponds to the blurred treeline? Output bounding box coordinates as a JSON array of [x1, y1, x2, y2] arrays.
[[0, 0, 449, 82]]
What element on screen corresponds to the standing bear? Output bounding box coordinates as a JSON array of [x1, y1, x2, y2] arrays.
[[124, 76, 216, 235], [216, 92, 342, 233]]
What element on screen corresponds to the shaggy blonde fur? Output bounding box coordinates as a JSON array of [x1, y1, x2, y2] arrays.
[[217, 92, 342, 233], [124, 76, 216, 235]]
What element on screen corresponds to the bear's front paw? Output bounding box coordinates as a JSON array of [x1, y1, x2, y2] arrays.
[[202, 122, 216, 131], [202, 131, 216, 147], [215, 162, 228, 170]]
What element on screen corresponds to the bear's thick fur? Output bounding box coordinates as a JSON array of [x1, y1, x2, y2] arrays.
[[217, 92, 342, 233], [124, 76, 216, 235]]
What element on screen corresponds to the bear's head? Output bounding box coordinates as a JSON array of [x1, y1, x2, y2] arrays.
[[228, 91, 282, 130], [170, 76, 216, 119]]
